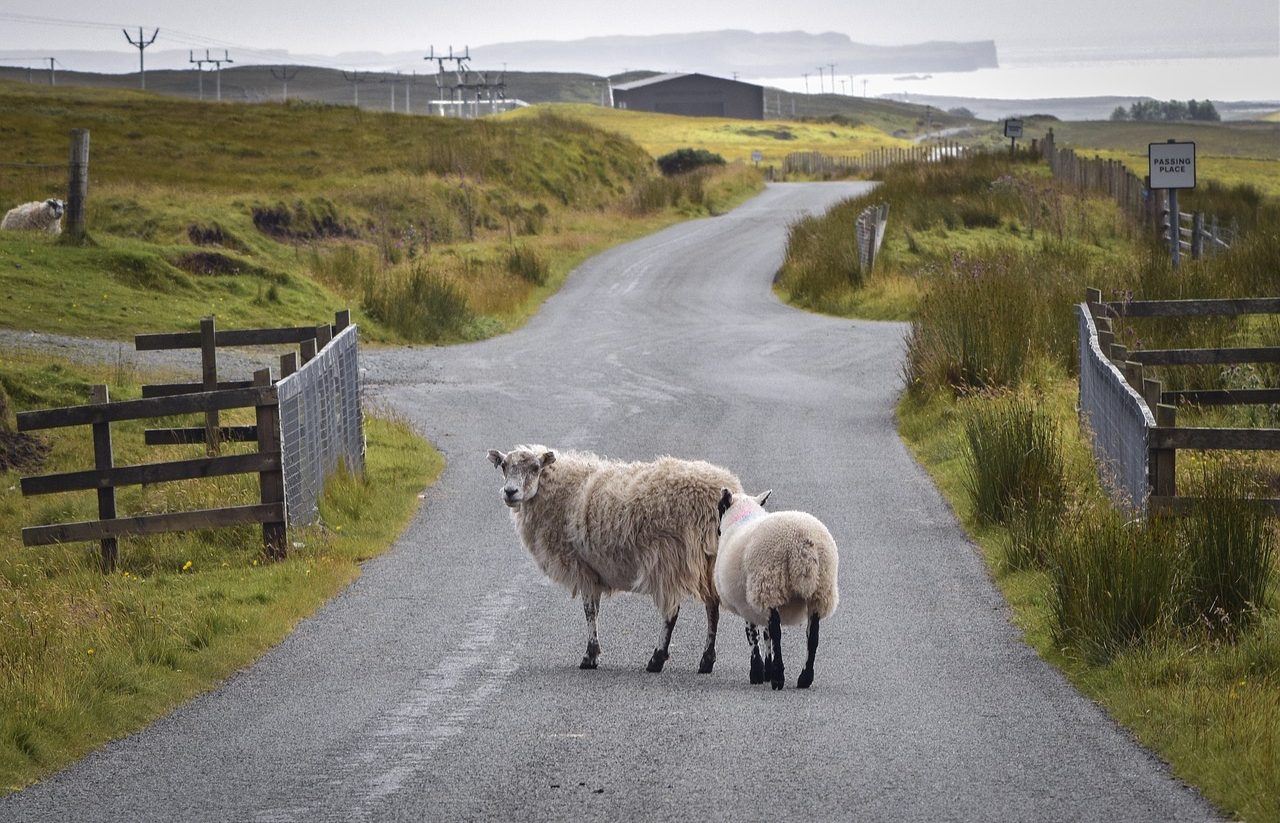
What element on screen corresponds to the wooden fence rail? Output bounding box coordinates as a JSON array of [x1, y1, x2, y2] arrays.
[[16, 309, 355, 571], [1083, 287, 1280, 514], [17, 369, 285, 570]]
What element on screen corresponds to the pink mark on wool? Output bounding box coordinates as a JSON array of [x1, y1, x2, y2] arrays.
[[727, 505, 765, 528]]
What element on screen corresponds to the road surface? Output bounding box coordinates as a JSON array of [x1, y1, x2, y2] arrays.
[[1, 183, 1215, 822]]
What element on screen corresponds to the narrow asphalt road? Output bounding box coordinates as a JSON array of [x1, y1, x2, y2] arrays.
[[2, 183, 1216, 822]]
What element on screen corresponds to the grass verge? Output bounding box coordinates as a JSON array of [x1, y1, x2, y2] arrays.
[[0, 353, 442, 793], [899, 386, 1279, 821]]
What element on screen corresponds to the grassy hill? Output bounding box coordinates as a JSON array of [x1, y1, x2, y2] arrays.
[[501, 102, 916, 167], [0, 80, 761, 344], [0, 65, 975, 137]]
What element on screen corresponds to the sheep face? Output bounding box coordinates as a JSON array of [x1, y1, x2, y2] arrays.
[[46, 199, 65, 219], [487, 447, 556, 508]]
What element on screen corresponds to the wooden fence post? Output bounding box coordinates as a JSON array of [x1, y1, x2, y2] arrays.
[[66, 129, 90, 242], [254, 368, 287, 560], [90, 385, 118, 573], [1153, 402, 1177, 499], [201, 316, 220, 455], [334, 309, 351, 332], [300, 337, 317, 364], [280, 351, 298, 379]]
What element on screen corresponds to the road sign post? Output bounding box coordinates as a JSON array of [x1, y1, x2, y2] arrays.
[[1003, 118, 1023, 157], [1148, 139, 1196, 269]]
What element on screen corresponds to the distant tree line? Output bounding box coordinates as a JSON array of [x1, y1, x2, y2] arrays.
[[1110, 99, 1220, 122]]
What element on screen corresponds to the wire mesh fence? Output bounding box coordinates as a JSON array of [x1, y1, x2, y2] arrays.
[[276, 324, 365, 526], [1077, 304, 1154, 516]]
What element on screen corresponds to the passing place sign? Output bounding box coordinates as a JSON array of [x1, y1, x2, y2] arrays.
[[1148, 141, 1196, 189]]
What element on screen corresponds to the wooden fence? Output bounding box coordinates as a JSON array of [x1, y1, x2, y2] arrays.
[[1041, 129, 1234, 261], [855, 203, 889, 274], [17, 311, 355, 571], [783, 139, 976, 177], [1082, 288, 1280, 514]]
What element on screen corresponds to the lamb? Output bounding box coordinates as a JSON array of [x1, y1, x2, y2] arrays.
[[1, 199, 65, 235], [715, 489, 840, 690], [487, 445, 742, 673]]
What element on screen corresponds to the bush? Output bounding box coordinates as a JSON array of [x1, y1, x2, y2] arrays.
[[655, 148, 725, 177], [362, 264, 472, 342], [1179, 467, 1276, 636], [506, 245, 549, 286], [1049, 512, 1180, 662], [962, 394, 1067, 528]]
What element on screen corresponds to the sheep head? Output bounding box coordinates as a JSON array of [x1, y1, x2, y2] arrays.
[[487, 446, 556, 508], [45, 199, 65, 219], [716, 488, 770, 537]]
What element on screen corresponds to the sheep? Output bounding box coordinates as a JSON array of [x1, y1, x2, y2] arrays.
[[715, 489, 840, 690], [1, 199, 64, 235], [487, 445, 742, 673]]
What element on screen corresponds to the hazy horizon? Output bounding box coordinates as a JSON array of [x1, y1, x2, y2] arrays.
[[1, 2, 1276, 101]]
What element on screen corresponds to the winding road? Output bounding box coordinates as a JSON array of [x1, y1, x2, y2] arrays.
[[1, 183, 1215, 821]]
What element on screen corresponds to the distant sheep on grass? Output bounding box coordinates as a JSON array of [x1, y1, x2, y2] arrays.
[[487, 445, 742, 673], [1, 199, 64, 235], [715, 489, 840, 690]]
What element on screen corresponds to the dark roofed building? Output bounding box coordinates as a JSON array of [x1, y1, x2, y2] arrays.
[[612, 73, 764, 120]]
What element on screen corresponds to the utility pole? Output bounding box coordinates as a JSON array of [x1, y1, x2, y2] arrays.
[[863, 78, 868, 97], [828, 63, 836, 92], [816, 66, 824, 94], [46, 57, 55, 85], [205, 50, 232, 101], [270, 65, 299, 102], [123, 27, 159, 90], [839, 78, 847, 95], [189, 50, 208, 99], [342, 70, 369, 107], [802, 72, 809, 94], [425, 46, 471, 116]]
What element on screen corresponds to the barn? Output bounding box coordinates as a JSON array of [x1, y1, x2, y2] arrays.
[[612, 73, 764, 120]]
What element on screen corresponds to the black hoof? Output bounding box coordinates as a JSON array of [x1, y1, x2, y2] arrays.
[[749, 653, 764, 684], [797, 668, 814, 689], [646, 649, 669, 673], [580, 656, 598, 670], [763, 655, 774, 679], [697, 650, 716, 674], [771, 664, 785, 690]]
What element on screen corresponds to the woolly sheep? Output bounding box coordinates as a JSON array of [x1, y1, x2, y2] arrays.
[[715, 489, 840, 690], [487, 445, 742, 673], [1, 199, 64, 235]]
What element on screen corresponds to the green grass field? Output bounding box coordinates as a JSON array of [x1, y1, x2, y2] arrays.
[[0, 81, 761, 344], [1037, 118, 1280, 196], [502, 102, 913, 167]]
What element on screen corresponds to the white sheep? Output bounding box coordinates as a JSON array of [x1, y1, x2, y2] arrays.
[[715, 489, 840, 690], [488, 445, 742, 673], [1, 199, 65, 235]]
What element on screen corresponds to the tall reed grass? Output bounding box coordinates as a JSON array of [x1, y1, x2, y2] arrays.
[[962, 393, 1067, 527]]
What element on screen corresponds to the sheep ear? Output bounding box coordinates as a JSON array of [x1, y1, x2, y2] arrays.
[[754, 490, 772, 507], [718, 488, 733, 518], [487, 449, 506, 469], [539, 450, 556, 467]]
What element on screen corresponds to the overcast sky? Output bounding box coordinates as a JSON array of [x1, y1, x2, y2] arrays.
[[1, 0, 1275, 59]]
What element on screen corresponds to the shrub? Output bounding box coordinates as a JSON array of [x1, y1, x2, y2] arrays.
[[1048, 511, 1180, 662], [506, 245, 549, 286], [1179, 467, 1276, 636], [903, 254, 1037, 394], [656, 148, 725, 177], [962, 394, 1066, 527], [362, 264, 472, 342]]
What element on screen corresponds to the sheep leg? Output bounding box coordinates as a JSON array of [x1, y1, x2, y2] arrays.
[[697, 597, 719, 674], [580, 594, 602, 670], [646, 607, 679, 673], [768, 608, 784, 690], [746, 623, 765, 685], [761, 625, 774, 682], [797, 613, 820, 689]]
